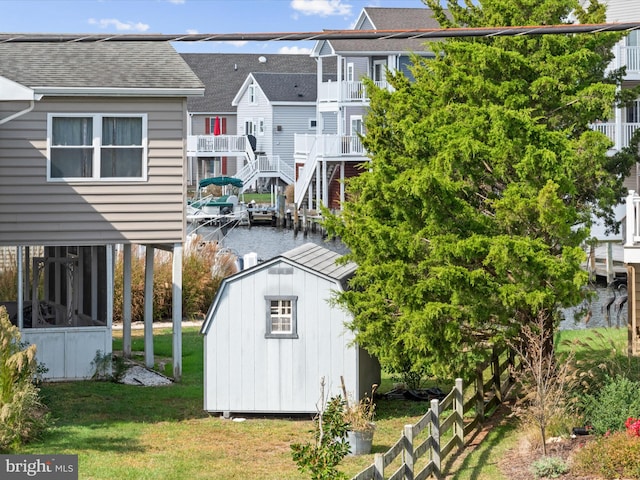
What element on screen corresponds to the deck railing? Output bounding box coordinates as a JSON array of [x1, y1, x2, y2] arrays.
[[294, 134, 366, 157], [588, 122, 640, 151], [186, 134, 248, 156], [318, 80, 389, 103]]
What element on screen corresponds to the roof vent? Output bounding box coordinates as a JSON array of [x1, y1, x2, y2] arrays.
[[258, 56, 267, 63]]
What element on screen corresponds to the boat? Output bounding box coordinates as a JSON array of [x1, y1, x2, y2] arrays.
[[187, 177, 249, 226]]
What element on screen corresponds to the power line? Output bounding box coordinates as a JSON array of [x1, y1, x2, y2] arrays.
[[0, 22, 639, 43]]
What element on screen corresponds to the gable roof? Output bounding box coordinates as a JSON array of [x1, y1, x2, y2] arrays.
[[201, 242, 354, 335], [181, 53, 321, 113], [316, 7, 444, 56], [0, 42, 204, 96], [232, 72, 318, 105], [281, 243, 355, 280]]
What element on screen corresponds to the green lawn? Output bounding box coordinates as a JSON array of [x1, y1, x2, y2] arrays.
[[20, 326, 630, 479], [23, 328, 437, 479]]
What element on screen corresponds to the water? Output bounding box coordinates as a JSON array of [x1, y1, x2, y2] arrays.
[[193, 223, 349, 261], [560, 283, 628, 331], [194, 223, 627, 331]]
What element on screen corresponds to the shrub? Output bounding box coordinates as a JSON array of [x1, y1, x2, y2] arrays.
[[530, 456, 569, 479], [112, 238, 236, 323], [573, 431, 640, 479], [581, 375, 640, 435], [0, 307, 50, 452], [291, 395, 350, 480]]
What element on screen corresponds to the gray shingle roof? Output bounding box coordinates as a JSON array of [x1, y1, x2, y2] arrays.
[[0, 42, 203, 90], [282, 243, 355, 281], [181, 53, 321, 113], [326, 7, 444, 54], [251, 72, 317, 102]]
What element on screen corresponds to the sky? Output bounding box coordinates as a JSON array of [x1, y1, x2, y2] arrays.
[[0, 0, 431, 54]]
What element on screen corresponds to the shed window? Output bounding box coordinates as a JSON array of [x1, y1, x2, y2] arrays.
[[48, 114, 147, 181], [265, 296, 298, 339]]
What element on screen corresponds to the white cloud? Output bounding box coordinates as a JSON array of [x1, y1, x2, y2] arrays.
[[186, 29, 199, 34], [226, 40, 249, 48], [168, 0, 186, 3], [88, 18, 150, 32], [278, 45, 312, 54], [290, 0, 352, 17]]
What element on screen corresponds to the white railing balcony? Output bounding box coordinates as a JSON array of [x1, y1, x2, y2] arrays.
[[186, 134, 248, 156], [317, 80, 389, 104], [588, 122, 640, 151], [294, 134, 366, 158], [624, 190, 640, 263], [614, 45, 640, 76]]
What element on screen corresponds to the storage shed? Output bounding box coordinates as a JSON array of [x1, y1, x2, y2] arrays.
[[201, 243, 380, 415]]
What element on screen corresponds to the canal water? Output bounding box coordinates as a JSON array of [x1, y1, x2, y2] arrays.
[[195, 223, 627, 331]]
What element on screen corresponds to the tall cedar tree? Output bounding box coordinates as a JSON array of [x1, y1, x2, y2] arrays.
[[324, 0, 638, 379]]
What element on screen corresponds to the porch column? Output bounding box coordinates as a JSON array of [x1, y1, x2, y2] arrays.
[[172, 243, 183, 382], [122, 244, 132, 358], [144, 245, 155, 368], [315, 161, 321, 210], [628, 264, 639, 357], [106, 244, 114, 331], [322, 157, 328, 208], [17, 246, 23, 329], [91, 246, 98, 320], [340, 161, 345, 207]]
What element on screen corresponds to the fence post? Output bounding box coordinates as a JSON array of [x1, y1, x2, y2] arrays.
[[374, 453, 384, 480], [403, 424, 414, 480], [455, 378, 464, 449], [431, 398, 441, 479], [492, 348, 502, 403], [475, 364, 485, 423]]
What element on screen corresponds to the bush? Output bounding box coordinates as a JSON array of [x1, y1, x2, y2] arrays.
[[530, 456, 569, 479], [112, 238, 236, 322], [291, 395, 350, 480], [0, 307, 50, 452], [581, 375, 640, 435], [573, 431, 640, 479]]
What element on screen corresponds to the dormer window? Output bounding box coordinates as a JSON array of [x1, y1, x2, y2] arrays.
[[48, 113, 147, 181]]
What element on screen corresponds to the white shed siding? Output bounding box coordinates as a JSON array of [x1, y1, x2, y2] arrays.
[[204, 259, 358, 414], [272, 105, 317, 168], [0, 97, 187, 246]]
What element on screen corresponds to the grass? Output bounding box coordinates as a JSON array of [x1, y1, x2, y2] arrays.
[[23, 327, 437, 479], [20, 326, 632, 479]]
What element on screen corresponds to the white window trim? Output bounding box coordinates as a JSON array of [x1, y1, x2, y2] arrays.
[[265, 295, 298, 339], [248, 84, 257, 105], [47, 113, 148, 182], [308, 118, 317, 130], [258, 118, 265, 136]]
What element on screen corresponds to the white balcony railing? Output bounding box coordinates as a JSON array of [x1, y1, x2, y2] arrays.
[[186, 134, 248, 156], [317, 80, 389, 103], [294, 134, 366, 157], [619, 45, 640, 75], [589, 122, 640, 151]]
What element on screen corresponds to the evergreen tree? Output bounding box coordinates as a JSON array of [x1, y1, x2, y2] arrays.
[[325, 0, 638, 379]]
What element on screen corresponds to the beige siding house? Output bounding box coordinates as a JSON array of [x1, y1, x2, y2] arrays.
[[0, 41, 204, 380]]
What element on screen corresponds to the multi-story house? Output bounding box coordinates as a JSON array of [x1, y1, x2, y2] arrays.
[[181, 54, 317, 189], [294, 7, 443, 211], [0, 41, 203, 380]]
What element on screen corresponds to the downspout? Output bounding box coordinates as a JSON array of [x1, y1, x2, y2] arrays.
[[0, 99, 37, 125]]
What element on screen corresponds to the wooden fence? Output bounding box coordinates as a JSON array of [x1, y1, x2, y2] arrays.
[[351, 347, 518, 480]]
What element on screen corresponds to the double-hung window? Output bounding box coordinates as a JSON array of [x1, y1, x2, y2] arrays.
[[48, 114, 147, 181], [265, 296, 298, 339]]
